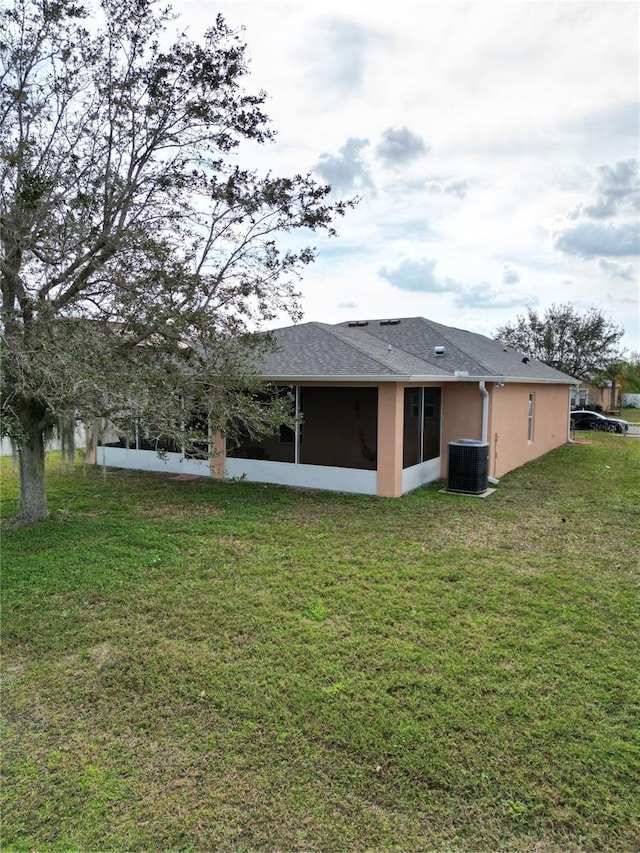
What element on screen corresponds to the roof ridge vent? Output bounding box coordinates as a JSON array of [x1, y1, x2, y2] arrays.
[[380, 319, 401, 326], [347, 320, 369, 327]]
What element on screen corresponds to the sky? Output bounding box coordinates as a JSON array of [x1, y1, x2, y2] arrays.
[[180, 0, 640, 352]]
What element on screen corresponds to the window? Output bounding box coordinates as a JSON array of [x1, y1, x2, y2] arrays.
[[570, 387, 588, 408], [410, 390, 436, 420], [528, 393, 535, 442], [410, 392, 420, 419], [424, 391, 436, 419]]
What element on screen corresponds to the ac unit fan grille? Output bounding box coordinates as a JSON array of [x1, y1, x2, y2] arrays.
[[447, 439, 489, 494]]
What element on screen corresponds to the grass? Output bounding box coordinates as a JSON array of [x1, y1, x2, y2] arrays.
[[2, 434, 639, 851]]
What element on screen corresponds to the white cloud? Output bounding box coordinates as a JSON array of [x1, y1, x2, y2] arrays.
[[300, 17, 391, 105], [315, 137, 374, 192], [171, 1, 640, 351], [552, 220, 640, 258], [378, 256, 537, 310], [454, 283, 535, 311], [569, 158, 640, 219], [375, 126, 430, 168], [549, 157, 640, 283], [425, 179, 470, 199], [502, 263, 520, 285], [598, 258, 636, 281], [378, 257, 443, 293]]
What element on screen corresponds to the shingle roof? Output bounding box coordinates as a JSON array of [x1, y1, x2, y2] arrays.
[[256, 317, 576, 383]]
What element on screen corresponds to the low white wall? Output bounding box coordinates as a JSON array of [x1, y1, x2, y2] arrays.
[[226, 458, 378, 495], [622, 393, 640, 408], [97, 446, 210, 477], [95, 448, 440, 498], [97, 448, 378, 495], [402, 457, 441, 494]]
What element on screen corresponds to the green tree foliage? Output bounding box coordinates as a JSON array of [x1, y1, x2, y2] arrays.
[[0, 0, 353, 521], [591, 353, 640, 408], [618, 353, 640, 394], [494, 303, 624, 380]]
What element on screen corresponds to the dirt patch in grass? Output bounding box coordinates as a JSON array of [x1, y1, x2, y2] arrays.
[[86, 642, 119, 669], [2, 659, 27, 683], [421, 522, 497, 551], [138, 503, 223, 520]]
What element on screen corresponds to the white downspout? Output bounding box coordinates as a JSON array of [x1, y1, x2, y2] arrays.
[[479, 381, 489, 443], [479, 380, 499, 485]]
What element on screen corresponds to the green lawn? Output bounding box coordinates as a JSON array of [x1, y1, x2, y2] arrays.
[[2, 435, 639, 852]]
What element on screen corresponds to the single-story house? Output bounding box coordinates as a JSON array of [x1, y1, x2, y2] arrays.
[[571, 379, 622, 413], [95, 316, 576, 497]]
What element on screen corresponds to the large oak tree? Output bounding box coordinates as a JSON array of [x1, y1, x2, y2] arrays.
[[1, 0, 352, 521], [494, 303, 624, 380]]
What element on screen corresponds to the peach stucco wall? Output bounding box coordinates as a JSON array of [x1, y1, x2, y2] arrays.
[[438, 381, 570, 480], [488, 383, 570, 478], [377, 383, 404, 497], [439, 384, 484, 478]]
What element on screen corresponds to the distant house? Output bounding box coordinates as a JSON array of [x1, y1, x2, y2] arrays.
[[95, 317, 576, 497], [571, 379, 622, 413]]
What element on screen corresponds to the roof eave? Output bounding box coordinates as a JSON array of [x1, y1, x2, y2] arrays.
[[260, 373, 576, 384]]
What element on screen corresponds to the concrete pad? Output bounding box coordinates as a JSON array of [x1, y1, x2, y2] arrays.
[[439, 487, 497, 498]]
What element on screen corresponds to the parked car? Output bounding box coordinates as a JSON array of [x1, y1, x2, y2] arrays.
[[570, 410, 629, 434]]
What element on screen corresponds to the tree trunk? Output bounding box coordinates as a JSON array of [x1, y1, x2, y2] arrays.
[[18, 422, 49, 522]]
